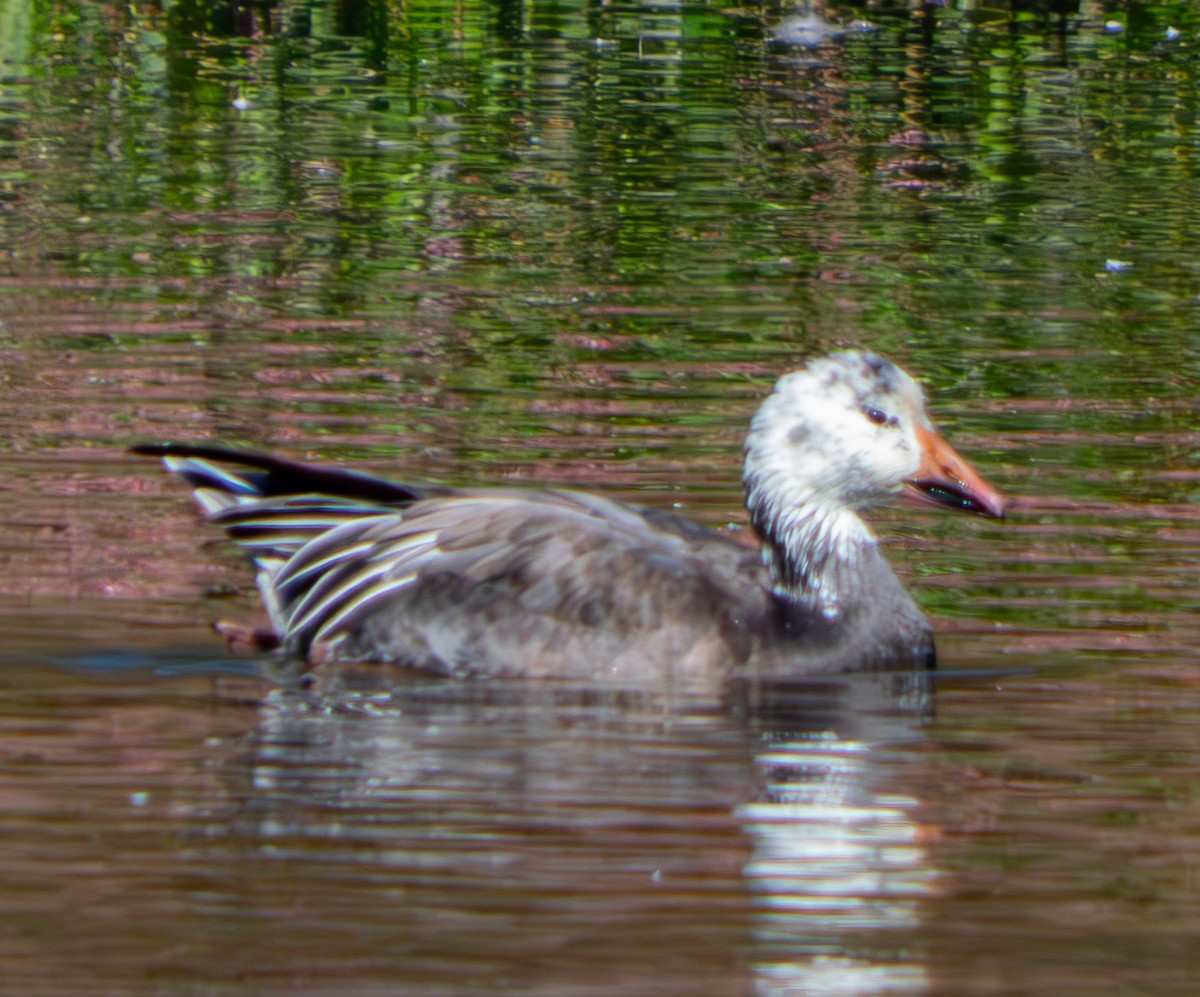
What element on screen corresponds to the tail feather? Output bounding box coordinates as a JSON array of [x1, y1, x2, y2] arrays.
[[133, 444, 427, 643]]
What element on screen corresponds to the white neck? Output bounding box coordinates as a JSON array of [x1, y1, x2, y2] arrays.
[[745, 475, 877, 618]]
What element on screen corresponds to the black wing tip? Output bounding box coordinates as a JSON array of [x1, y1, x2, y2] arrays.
[[130, 442, 254, 460], [130, 442, 429, 506], [129, 442, 169, 457]]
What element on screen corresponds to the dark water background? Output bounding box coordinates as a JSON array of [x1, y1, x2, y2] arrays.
[[3, 1, 1200, 994]]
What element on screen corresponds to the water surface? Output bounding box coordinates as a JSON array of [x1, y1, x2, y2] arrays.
[[2, 1, 1200, 994]]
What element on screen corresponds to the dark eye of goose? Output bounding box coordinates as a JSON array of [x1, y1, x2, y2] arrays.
[[862, 405, 897, 428]]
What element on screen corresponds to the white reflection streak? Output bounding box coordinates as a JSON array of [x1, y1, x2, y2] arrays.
[[737, 734, 935, 996]]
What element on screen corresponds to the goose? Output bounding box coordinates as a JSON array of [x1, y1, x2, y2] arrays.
[[132, 351, 1005, 688]]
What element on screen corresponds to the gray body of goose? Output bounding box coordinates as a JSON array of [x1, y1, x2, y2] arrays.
[[132, 351, 1005, 688]]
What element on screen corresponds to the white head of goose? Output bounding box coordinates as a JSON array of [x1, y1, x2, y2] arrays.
[[132, 351, 1005, 689]]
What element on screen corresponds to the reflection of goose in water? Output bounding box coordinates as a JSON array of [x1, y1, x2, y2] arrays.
[[134, 352, 1004, 688], [229, 673, 936, 996], [739, 673, 936, 996]]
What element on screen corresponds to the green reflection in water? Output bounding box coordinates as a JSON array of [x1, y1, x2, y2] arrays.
[[0, 2, 1198, 509]]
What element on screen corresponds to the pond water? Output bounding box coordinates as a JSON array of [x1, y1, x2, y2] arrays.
[[2, 0, 1200, 994]]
